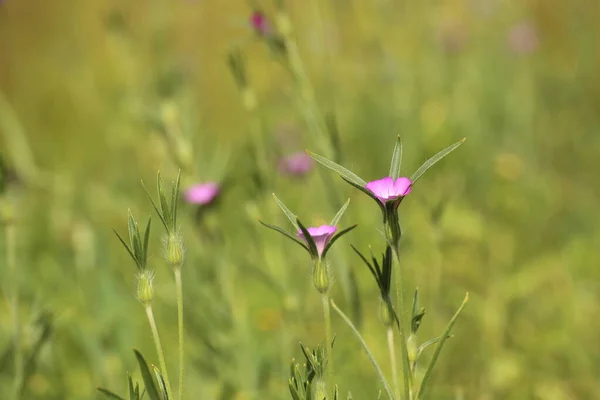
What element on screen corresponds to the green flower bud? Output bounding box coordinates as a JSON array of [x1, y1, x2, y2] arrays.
[[165, 233, 184, 268], [136, 269, 155, 306], [311, 378, 328, 400], [380, 300, 394, 328], [312, 259, 329, 294]]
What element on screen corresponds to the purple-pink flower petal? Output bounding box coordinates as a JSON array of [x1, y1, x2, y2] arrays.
[[184, 182, 220, 205], [297, 225, 337, 256], [279, 152, 314, 176], [250, 11, 270, 36], [365, 177, 412, 203]]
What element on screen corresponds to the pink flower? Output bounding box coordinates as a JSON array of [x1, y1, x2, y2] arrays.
[[250, 11, 271, 36], [508, 22, 539, 55], [184, 182, 220, 205], [365, 177, 412, 204], [279, 152, 314, 176], [297, 225, 337, 257]]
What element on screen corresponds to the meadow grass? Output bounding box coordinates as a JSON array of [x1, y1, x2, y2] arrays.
[[2, 1, 600, 399]]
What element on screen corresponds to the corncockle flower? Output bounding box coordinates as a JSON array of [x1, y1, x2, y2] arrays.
[[184, 182, 220, 205], [365, 177, 412, 205], [260, 195, 356, 293], [279, 152, 314, 176], [250, 11, 271, 36], [297, 225, 337, 258]]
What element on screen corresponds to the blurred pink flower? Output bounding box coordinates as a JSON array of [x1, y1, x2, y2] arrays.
[[250, 11, 271, 36], [279, 152, 314, 176], [297, 225, 337, 257], [184, 182, 220, 205], [437, 24, 469, 54], [508, 21, 539, 55]]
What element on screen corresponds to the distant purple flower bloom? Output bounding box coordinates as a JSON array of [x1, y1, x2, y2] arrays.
[[365, 177, 412, 204], [250, 11, 271, 36], [508, 22, 539, 55], [184, 182, 220, 205], [279, 152, 314, 176], [297, 225, 337, 257]]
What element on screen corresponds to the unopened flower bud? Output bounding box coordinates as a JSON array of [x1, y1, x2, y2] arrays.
[[311, 378, 328, 400], [380, 300, 394, 328], [136, 269, 155, 306], [165, 233, 184, 268]]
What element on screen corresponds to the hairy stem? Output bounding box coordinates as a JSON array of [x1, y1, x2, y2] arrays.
[[321, 292, 333, 386], [387, 328, 400, 400], [144, 305, 173, 399], [392, 246, 412, 400], [174, 268, 184, 400]]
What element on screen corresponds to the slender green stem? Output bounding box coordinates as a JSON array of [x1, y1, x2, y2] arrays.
[[6, 217, 22, 400], [387, 328, 400, 400], [321, 293, 333, 385], [174, 267, 184, 400], [144, 305, 173, 399], [391, 246, 412, 400], [416, 293, 469, 399], [331, 300, 394, 400]]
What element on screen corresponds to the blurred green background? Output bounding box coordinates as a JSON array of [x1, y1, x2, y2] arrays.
[[2, 0, 600, 399]]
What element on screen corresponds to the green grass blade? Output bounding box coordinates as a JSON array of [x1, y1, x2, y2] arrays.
[[331, 300, 394, 400], [142, 180, 169, 232], [410, 138, 465, 185], [152, 365, 169, 400], [389, 135, 403, 179], [308, 151, 367, 187], [417, 292, 469, 399], [97, 388, 126, 400]]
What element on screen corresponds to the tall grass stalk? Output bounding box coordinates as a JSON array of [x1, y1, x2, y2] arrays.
[[387, 327, 400, 400], [174, 267, 184, 400], [331, 300, 394, 400], [144, 304, 173, 399], [5, 216, 22, 400]]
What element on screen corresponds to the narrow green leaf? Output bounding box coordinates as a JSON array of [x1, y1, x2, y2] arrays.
[[142, 180, 169, 232], [296, 218, 318, 258], [410, 138, 465, 185], [330, 198, 350, 227], [341, 177, 385, 214], [114, 229, 139, 268], [133, 349, 162, 400], [350, 245, 380, 288], [272, 193, 299, 230], [308, 151, 367, 187], [157, 172, 171, 230], [128, 211, 143, 261], [258, 221, 309, 252], [97, 388, 126, 400], [322, 225, 358, 258], [171, 170, 181, 229], [142, 216, 152, 267], [389, 135, 403, 179], [152, 365, 169, 400], [331, 300, 394, 400], [417, 292, 469, 399]]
